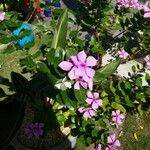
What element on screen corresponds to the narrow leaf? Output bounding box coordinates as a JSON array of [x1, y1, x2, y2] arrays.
[[51, 9, 68, 49]]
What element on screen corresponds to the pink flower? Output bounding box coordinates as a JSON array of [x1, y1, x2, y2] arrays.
[[78, 106, 97, 119], [143, 6, 150, 18], [24, 122, 44, 139], [59, 51, 97, 81], [118, 49, 129, 59], [144, 55, 150, 63], [144, 55, 150, 70], [105, 145, 117, 150], [112, 110, 125, 128], [86, 91, 102, 110], [74, 77, 93, 90], [94, 144, 102, 150], [0, 11, 5, 21], [117, 0, 139, 8], [107, 134, 121, 148]]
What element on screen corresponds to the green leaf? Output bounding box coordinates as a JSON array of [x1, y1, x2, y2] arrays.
[[145, 73, 150, 85], [56, 90, 77, 108], [74, 89, 86, 105], [136, 93, 146, 102], [94, 59, 121, 83], [86, 137, 92, 145], [36, 62, 57, 84], [135, 77, 142, 88], [137, 105, 143, 115], [51, 9, 68, 49], [91, 128, 98, 137], [111, 102, 126, 113], [110, 80, 116, 94]]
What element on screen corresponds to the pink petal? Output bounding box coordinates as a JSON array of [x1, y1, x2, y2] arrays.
[[71, 56, 80, 66], [112, 117, 117, 122], [143, 6, 150, 12], [144, 13, 150, 18], [88, 80, 93, 91], [80, 81, 88, 89], [78, 107, 85, 113], [92, 102, 99, 110], [114, 139, 121, 147], [86, 56, 97, 66], [95, 144, 102, 150], [83, 111, 91, 119], [112, 111, 116, 116], [144, 55, 150, 62], [87, 91, 93, 98], [0, 12, 5, 21], [77, 51, 87, 63], [85, 67, 95, 78], [86, 98, 93, 105], [119, 114, 125, 119], [116, 110, 121, 115], [89, 109, 97, 117], [97, 99, 103, 106], [59, 61, 73, 71], [108, 134, 116, 144], [74, 81, 80, 89], [68, 67, 77, 80], [93, 92, 99, 99], [83, 75, 91, 83], [75, 67, 86, 77], [117, 118, 123, 124]]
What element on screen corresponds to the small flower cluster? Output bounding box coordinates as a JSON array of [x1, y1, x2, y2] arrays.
[[78, 91, 103, 119], [0, 11, 5, 21], [94, 110, 125, 150], [59, 51, 125, 149], [24, 122, 44, 139], [118, 49, 129, 60], [117, 0, 150, 18], [59, 51, 97, 90], [95, 133, 121, 150], [144, 55, 150, 70], [59, 51, 102, 119]]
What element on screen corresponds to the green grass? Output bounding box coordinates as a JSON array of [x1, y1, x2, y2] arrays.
[[0, 35, 45, 97], [120, 112, 150, 150]]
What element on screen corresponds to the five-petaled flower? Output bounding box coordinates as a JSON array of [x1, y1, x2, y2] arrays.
[[86, 91, 102, 110], [59, 51, 97, 89], [106, 133, 121, 149], [118, 49, 129, 59], [0, 11, 5, 21], [78, 106, 97, 119], [24, 122, 44, 139], [112, 110, 125, 128]]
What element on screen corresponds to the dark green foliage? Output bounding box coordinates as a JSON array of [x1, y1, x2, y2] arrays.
[[0, 100, 25, 150]]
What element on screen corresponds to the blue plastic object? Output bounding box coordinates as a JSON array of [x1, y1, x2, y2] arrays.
[[44, 10, 53, 17], [12, 23, 34, 47], [54, 3, 61, 8]]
